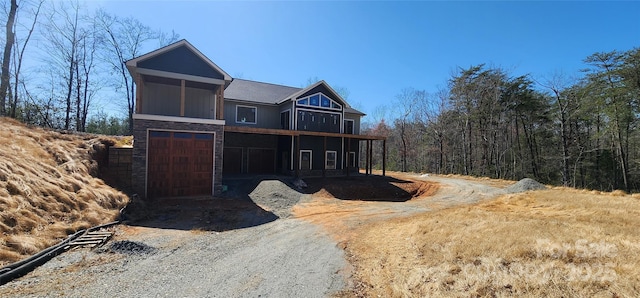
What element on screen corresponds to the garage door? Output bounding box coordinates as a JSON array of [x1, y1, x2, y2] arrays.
[[248, 148, 275, 174], [223, 147, 242, 174], [147, 131, 214, 198]]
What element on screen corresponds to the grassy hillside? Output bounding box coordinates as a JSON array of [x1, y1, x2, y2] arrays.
[[344, 187, 640, 297], [0, 118, 129, 266]]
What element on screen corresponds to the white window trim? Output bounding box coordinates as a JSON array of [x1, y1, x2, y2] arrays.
[[300, 150, 312, 170], [236, 105, 257, 124], [296, 92, 343, 111], [280, 109, 291, 130], [344, 119, 355, 134], [349, 151, 356, 168], [325, 150, 337, 170]]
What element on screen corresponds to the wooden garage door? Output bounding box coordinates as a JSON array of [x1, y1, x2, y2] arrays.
[[147, 131, 214, 198], [248, 148, 275, 174]]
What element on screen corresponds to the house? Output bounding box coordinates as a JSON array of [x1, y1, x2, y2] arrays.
[[126, 40, 385, 199]]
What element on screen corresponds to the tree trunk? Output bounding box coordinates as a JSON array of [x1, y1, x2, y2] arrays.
[[0, 0, 17, 116]]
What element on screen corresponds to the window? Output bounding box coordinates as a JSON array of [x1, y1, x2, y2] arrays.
[[236, 105, 257, 124], [348, 152, 356, 167], [325, 151, 337, 169], [309, 95, 320, 106], [321, 96, 330, 108], [300, 150, 312, 170], [296, 92, 342, 111], [344, 119, 354, 134], [280, 110, 291, 130]]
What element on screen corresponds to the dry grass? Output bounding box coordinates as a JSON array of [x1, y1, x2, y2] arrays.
[[341, 186, 640, 297], [0, 117, 129, 266]]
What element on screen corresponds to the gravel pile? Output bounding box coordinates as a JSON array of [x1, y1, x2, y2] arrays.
[[506, 178, 547, 193], [107, 240, 157, 255], [249, 179, 308, 218]]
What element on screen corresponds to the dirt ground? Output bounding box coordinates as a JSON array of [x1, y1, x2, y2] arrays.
[[0, 172, 507, 297]]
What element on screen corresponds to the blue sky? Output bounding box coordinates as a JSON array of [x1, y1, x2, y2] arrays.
[[95, 1, 639, 121]]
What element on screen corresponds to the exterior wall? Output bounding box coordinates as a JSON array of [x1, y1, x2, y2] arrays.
[[132, 118, 224, 198], [298, 136, 343, 171], [224, 132, 278, 174], [137, 45, 225, 79], [101, 147, 133, 191], [224, 100, 281, 129], [296, 110, 341, 133], [142, 82, 181, 116], [184, 86, 216, 118], [142, 82, 216, 119]]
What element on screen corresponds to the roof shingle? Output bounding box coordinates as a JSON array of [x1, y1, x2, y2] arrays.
[[224, 79, 301, 104]]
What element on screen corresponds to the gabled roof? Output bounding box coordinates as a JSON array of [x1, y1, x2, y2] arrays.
[[225, 79, 366, 115], [126, 39, 232, 81], [224, 79, 302, 104], [344, 107, 365, 116], [278, 80, 349, 107]]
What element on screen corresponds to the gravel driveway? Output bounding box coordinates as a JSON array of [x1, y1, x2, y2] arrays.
[[0, 178, 347, 298]]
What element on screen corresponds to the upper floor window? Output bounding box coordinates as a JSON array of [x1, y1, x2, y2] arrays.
[[297, 93, 342, 111], [344, 119, 354, 134], [236, 105, 257, 124]]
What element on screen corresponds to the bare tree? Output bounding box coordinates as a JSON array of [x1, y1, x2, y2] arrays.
[[394, 88, 422, 172], [0, 0, 17, 115], [95, 10, 172, 133], [76, 24, 98, 132], [538, 72, 576, 187], [10, 0, 43, 118], [40, 0, 83, 130]]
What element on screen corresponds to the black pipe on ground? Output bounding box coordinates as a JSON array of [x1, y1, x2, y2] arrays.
[[0, 221, 119, 286]]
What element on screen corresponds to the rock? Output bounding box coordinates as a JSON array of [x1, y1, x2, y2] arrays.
[[108, 241, 157, 255], [506, 178, 547, 193]]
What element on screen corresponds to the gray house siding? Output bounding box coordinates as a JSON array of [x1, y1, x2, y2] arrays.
[[141, 82, 217, 119], [224, 100, 281, 129], [184, 86, 216, 118], [142, 82, 181, 116], [299, 136, 343, 170], [138, 45, 225, 79], [296, 110, 341, 133]]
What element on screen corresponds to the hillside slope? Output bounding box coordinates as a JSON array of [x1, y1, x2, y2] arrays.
[[0, 118, 129, 266]]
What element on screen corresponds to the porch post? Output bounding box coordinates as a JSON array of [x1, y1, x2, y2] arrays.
[[180, 79, 186, 116], [290, 135, 295, 172], [322, 136, 327, 178], [369, 140, 373, 175], [217, 85, 224, 120], [135, 74, 143, 114], [365, 140, 370, 175], [382, 139, 386, 176], [346, 137, 351, 177], [295, 135, 300, 177]]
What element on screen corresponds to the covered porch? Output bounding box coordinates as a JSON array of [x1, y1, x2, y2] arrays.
[[224, 126, 387, 178]]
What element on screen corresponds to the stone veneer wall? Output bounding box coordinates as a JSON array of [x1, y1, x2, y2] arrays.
[[132, 118, 225, 198]]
